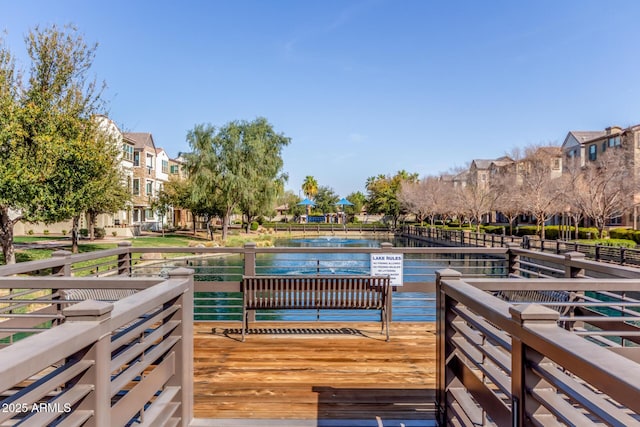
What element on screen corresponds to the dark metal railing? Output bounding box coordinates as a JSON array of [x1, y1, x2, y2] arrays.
[[402, 225, 640, 268]]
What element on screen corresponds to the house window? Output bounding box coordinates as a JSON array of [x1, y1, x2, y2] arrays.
[[133, 151, 140, 167], [162, 160, 169, 174], [133, 179, 140, 195], [122, 144, 134, 162], [145, 209, 154, 220], [170, 164, 179, 174], [588, 144, 597, 161], [552, 158, 561, 170], [146, 154, 154, 168], [146, 180, 153, 196]]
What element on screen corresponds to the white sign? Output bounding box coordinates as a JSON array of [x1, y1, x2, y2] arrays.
[[370, 253, 403, 286]]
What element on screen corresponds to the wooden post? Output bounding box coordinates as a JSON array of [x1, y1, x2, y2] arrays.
[[435, 268, 462, 426], [243, 242, 257, 323], [117, 241, 132, 276], [167, 268, 195, 426], [564, 251, 585, 278], [63, 300, 114, 427], [505, 243, 521, 277], [51, 250, 72, 276], [509, 304, 559, 426], [243, 242, 257, 276]]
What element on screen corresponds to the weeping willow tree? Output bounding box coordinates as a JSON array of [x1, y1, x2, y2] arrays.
[[183, 118, 290, 240]]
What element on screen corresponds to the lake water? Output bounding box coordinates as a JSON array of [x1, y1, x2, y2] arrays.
[[189, 235, 506, 323]]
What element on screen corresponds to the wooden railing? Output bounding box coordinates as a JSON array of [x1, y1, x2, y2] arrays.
[[0, 269, 194, 427], [0, 242, 510, 323], [436, 269, 640, 425]]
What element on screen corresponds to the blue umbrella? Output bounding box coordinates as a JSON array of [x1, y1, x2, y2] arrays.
[[336, 197, 354, 207], [297, 198, 315, 206]]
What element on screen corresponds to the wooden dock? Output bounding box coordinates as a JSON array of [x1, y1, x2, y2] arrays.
[[193, 322, 437, 425]]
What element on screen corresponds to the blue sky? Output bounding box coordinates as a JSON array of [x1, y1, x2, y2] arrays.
[[4, 0, 640, 196]]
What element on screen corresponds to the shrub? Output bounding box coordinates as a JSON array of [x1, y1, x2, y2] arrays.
[[43, 229, 49, 235], [250, 221, 259, 231], [609, 228, 634, 241], [61, 229, 67, 235], [483, 225, 505, 235], [112, 231, 117, 237], [27, 229, 34, 235], [80, 228, 89, 237], [94, 227, 106, 239], [578, 227, 600, 239], [594, 239, 637, 248], [513, 226, 538, 237]]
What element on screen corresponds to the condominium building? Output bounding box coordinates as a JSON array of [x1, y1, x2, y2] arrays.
[[562, 124, 640, 227]]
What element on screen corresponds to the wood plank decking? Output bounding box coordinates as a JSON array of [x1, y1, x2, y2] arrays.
[[193, 322, 437, 426]]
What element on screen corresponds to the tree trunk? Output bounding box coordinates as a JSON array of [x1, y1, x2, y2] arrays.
[[192, 216, 197, 236], [89, 212, 96, 241], [71, 215, 80, 254], [0, 207, 16, 265], [222, 208, 232, 241]]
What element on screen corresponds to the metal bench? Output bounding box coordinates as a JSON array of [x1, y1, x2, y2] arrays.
[[241, 275, 391, 341]]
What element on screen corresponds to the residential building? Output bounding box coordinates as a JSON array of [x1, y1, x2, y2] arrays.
[[561, 124, 640, 227], [125, 132, 164, 231]]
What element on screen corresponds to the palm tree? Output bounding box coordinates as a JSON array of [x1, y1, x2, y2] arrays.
[[301, 176, 318, 216]]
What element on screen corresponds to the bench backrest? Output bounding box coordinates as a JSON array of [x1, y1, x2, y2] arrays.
[[242, 275, 390, 310]]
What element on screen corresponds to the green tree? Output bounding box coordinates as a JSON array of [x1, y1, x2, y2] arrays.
[[151, 189, 173, 237], [0, 36, 23, 264], [314, 186, 339, 214], [344, 191, 366, 222], [365, 170, 418, 228], [0, 25, 113, 262], [236, 118, 289, 231], [183, 118, 290, 240], [275, 190, 304, 221]]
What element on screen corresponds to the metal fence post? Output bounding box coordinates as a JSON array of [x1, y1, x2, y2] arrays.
[[509, 304, 560, 426], [63, 300, 114, 427], [435, 268, 462, 426], [564, 251, 585, 278], [117, 241, 133, 276], [167, 268, 195, 426]]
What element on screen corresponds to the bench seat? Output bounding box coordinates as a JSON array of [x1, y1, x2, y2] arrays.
[[242, 275, 391, 341]]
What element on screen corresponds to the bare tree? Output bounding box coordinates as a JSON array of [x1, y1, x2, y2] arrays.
[[572, 146, 637, 238], [399, 176, 451, 226], [558, 156, 585, 240], [454, 181, 497, 233], [519, 145, 564, 239], [491, 169, 525, 236]]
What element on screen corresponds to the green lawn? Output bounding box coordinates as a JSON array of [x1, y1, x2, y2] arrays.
[[5, 234, 208, 266]]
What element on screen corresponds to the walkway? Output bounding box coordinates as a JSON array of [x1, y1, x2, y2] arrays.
[[192, 321, 437, 426]]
